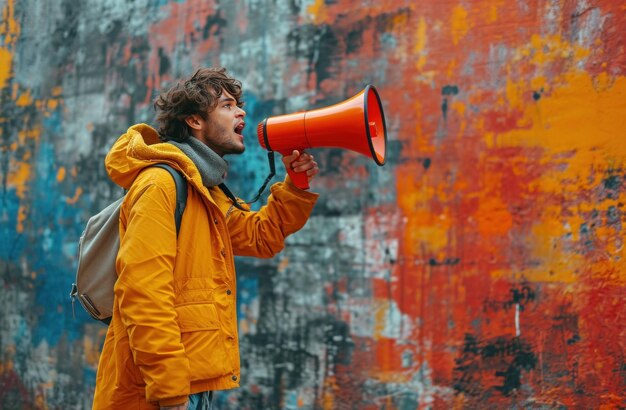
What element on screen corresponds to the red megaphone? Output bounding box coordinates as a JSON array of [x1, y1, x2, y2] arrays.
[[257, 85, 387, 189]]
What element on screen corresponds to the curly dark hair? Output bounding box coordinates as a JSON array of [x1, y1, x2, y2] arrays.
[[154, 67, 243, 142]]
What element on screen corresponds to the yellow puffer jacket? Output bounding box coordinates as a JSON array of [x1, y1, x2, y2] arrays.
[[92, 124, 318, 409]]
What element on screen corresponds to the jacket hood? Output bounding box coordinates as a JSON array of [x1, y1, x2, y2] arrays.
[[105, 124, 201, 189]]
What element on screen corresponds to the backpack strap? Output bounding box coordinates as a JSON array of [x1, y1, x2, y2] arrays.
[[150, 164, 188, 236]]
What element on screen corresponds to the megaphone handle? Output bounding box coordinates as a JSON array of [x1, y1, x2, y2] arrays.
[[286, 165, 310, 190]]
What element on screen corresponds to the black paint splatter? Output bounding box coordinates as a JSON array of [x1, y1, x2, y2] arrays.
[[454, 334, 537, 397], [429, 257, 460, 266], [441, 85, 459, 121], [346, 27, 364, 54], [602, 173, 623, 200], [203, 10, 227, 39], [423, 158, 431, 170], [158, 47, 170, 76], [442, 85, 459, 96]]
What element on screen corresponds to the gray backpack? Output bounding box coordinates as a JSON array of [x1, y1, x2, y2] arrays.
[[70, 164, 187, 324]]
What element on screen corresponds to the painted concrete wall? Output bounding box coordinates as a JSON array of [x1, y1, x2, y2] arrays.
[[1, 0, 625, 408]]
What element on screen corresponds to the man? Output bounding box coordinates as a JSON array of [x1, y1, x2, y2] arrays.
[[93, 68, 319, 409]]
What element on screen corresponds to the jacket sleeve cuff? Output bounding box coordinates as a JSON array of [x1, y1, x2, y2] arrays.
[[158, 395, 189, 407]]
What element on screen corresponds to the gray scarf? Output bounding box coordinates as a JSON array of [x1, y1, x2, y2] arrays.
[[169, 138, 228, 187]]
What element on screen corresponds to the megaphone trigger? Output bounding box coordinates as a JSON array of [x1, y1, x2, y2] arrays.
[[283, 149, 312, 190], [287, 164, 310, 190]]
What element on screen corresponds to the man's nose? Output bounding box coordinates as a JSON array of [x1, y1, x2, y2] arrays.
[[237, 107, 246, 117]]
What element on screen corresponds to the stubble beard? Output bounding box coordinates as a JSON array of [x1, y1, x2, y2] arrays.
[[201, 123, 245, 157], [223, 144, 245, 156]]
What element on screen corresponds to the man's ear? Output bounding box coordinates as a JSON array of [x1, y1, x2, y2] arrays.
[[185, 115, 203, 130]]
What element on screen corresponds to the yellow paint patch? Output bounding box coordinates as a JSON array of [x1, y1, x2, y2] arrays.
[[406, 213, 451, 254], [498, 72, 626, 155], [15, 89, 33, 107], [322, 376, 338, 409], [373, 300, 386, 339], [0, 0, 20, 41], [451, 5, 470, 45], [9, 160, 31, 198], [0, 0, 43, 238], [487, 1, 501, 24], [517, 35, 590, 67], [0, 47, 13, 89], [0, 0, 20, 89], [447, 59, 458, 78], [306, 0, 328, 25], [530, 76, 547, 91], [524, 206, 582, 283], [451, 100, 465, 116], [505, 78, 522, 110], [492, 71, 626, 283]]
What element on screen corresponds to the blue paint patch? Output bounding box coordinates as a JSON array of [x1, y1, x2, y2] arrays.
[[149, 0, 186, 9], [17, 142, 92, 345], [235, 269, 259, 322], [42, 108, 63, 136], [0, 189, 27, 261], [12, 316, 30, 346], [285, 390, 299, 409], [380, 32, 397, 49], [83, 365, 97, 390], [227, 91, 286, 210]]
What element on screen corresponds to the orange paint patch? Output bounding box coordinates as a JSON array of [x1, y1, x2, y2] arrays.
[[47, 98, 59, 111], [16, 204, 27, 233], [476, 195, 513, 237], [56, 167, 66, 183], [66, 187, 83, 205], [15, 89, 33, 107], [373, 337, 403, 376], [413, 16, 428, 70]]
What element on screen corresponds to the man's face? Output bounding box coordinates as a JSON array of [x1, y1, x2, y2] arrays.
[[195, 89, 246, 156]]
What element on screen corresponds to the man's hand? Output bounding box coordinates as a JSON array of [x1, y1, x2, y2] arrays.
[[160, 402, 188, 410], [282, 150, 319, 183]]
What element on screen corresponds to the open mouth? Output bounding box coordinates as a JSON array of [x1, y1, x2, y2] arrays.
[[234, 123, 245, 135]]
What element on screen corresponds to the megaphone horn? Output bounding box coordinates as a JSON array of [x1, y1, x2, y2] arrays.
[[257, 85, 387, 190]]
